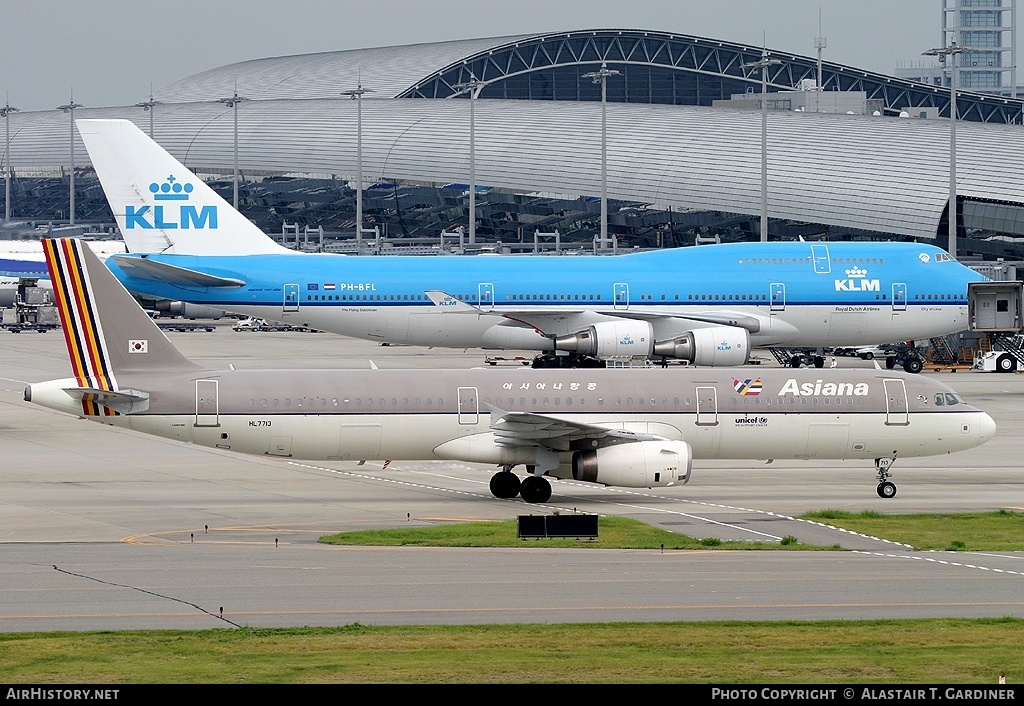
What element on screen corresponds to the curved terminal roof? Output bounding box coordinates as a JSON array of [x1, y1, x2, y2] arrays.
[[157, 35, 539, 102], [5, 28, 1024, 252], [157, 29, 1024, 123]]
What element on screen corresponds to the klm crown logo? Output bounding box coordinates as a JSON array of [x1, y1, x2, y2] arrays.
[[125, 174, 218, 230], [835, 265, 879, 292], [150, 175, 194, 201]]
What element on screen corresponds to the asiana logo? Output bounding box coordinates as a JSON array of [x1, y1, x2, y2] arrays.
[[779, 379, 870, 396], [733, 378, 762, 396]]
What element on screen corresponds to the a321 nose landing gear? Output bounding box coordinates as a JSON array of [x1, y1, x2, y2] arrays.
[[488, 465, 552, 503], [875, 456, 897, 498]]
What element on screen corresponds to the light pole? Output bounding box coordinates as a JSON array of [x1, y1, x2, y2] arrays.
[[57, 96, 83, 226], [453, 77, 482, 245], [923, 41, 976, 258], [341, 83, 374, 243], [1, 99, 17, 223], [582, 62, 621, 250], [217, 90, 248, 209], [741, 50, 781, 242], [135, 90, 161, 138]]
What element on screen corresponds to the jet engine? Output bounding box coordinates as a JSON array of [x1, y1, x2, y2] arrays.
[[554, 320, 749, 365], [651, 326, 749, 366], [554, 319, 652, 358], [145, 299, 226, 320], [572, 440, 692, 488]]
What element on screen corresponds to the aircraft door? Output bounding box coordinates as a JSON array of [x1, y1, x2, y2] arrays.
[[283, 283, 300, 312], [478, 282, 494, 311], [883, 379, 909, 426], [770, 283, 786, 311], [458, 386, 479, 425], [810, 245, 831, 274], [892, 283, 907, 312], [613, 283, 629, 310], [695, 386, 718, 426], [195, 379, 219, 427]]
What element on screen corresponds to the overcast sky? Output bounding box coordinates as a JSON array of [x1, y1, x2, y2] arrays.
[[6, 0, 947, 112]]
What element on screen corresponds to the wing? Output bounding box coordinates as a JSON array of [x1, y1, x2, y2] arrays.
[[425, 289, 763, 334], [488, 404, 665, 451]]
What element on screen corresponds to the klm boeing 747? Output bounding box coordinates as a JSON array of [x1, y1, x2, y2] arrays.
[[27, 238, 996, 500], [78, 119, 989, 371]]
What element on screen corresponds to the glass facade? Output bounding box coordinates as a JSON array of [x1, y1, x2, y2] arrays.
[[401, 31, 1023, 124]]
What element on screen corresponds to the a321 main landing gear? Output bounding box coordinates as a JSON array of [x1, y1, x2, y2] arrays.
[[874, 456, 898, 498], [489, 465, 552, 503]]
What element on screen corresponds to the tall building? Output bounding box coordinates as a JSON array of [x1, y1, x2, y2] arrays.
[[899, 0, 1018, 97]]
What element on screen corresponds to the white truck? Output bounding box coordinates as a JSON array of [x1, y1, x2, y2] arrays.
[[974, 334, 1023, 373]]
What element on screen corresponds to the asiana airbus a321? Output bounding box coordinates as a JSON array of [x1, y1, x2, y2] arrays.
[[26, 237, 995, 501], [78, 118, 988, 372]]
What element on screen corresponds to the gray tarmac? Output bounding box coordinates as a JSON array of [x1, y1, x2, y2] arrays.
[[1, 322, 1023, 631]]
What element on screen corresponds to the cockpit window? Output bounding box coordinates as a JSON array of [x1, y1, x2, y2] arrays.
[[934, 394, 945, 406], [945, 393, 963, 406]]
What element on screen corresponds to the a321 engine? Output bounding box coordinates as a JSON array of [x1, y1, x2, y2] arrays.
[[554, 320, 749, 365], [572, 439, 693, 488]]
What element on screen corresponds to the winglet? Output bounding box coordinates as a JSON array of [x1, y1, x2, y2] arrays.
[[425, 290, 482, 313], [42, 237, 203, 416]]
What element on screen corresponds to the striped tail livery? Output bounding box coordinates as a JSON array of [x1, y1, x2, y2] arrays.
[[41, 237, 200, 416]]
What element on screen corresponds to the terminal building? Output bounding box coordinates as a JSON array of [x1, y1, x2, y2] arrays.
[[3, 29, 1024, 259]]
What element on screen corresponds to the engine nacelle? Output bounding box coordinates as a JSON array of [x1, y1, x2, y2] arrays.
[[652, 325, 750, 366], [147, 299, 226, 320], [572, 440, 692, 488], [553, 320, 653, 357]]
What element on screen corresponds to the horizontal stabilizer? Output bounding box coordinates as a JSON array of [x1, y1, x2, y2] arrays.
[[64, 387, 150, 414], [112, 255, 245, 288]]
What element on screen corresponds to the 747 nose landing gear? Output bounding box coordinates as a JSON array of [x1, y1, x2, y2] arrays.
[[875, 457, 898, 498]]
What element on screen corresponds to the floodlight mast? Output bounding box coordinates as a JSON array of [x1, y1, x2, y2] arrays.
[[741, 49, 781, 242], [217, 89, 249, 209], [582, 62, 621, 250], [342, 83, 374, 243], [923, 41, 977, 258], [56, 95, 83, 226], [1, 99, 17, 223], [135, 89, 161, 138], [453, 77, 483, 245]]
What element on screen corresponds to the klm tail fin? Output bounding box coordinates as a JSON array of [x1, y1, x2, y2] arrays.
[[75, 118, 293, 256], [43, 238, 203, 406]]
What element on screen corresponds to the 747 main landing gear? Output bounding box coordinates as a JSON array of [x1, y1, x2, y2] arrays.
[[488, 465, 552, 503], [875, 457, 897, 498]]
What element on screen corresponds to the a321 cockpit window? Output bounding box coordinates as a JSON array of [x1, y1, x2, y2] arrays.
[[935, 393, 964, 406]]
